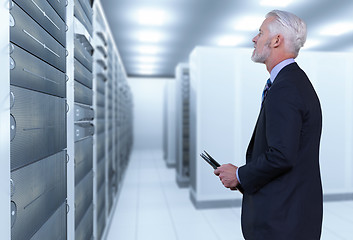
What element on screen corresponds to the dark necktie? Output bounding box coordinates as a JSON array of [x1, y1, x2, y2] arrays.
[[261, 78, 272, 106]]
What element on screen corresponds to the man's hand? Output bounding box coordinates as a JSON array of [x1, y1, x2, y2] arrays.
[[214, 164, 239, 190]]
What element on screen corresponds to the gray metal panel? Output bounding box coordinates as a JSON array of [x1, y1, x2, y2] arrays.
[[77, 0, 92, 23], [74, 38, 92, 72], [11, 151, 67, 240], [107, 151, 114, 213], [97, 183, 105, 215], [96, 119, 105, 134], [10, 86, 66, 171], [74, 59, 92, 89], [96, 156, 105, 190], [96, 91, 105, 107], [30, 202, 66, 240], [96, 105, 105, 120], [75, 171, 93, 227], [97, 204, 105, 240], [74, 104, 94, 121], [96, 45, 107, 59], [74, 80, 92, 105], [75, 137, 93, 185], [108, 130, 113, 150], [96, 132, 105, 160], [10, 44, 66, 98], [74, 122, 94, 142], [95, 63, 107, 81], [75, 203, 93, 240], [13, 0, 66, 46], [96, 76, 105, 94], [10, 3, 66, 72], [46, 0, 66, 22], [74, 0, 92, 35]]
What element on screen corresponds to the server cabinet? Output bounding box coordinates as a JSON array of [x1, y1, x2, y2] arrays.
[[9, 0, 68, 238], [175, 63, 190, 188], [3, 0, 134, 239], [73, 0, 94, 239]]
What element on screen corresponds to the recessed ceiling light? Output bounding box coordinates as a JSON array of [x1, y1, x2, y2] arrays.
[[137, 9, 167, 26], [234, 16, 264, 31], [217, 36, 244, 47], [135, 66, 159, 75], [260, 0, 293, 7], [137, 64, 157, 70], [138, 46, 160, 54], [320, 22, 353, 36], [136, 56, 159, 63], [138, 31, 162, 43]]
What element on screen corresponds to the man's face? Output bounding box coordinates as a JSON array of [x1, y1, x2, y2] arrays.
[[251, 17, 273, 63]]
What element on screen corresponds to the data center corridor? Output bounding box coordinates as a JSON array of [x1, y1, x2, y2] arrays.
[[106, 150, 353, 240]]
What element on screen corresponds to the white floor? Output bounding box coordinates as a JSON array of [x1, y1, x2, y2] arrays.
[[106, 150, 353, 240]]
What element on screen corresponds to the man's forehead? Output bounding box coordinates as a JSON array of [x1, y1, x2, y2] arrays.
[[260, 16, 275, 31]]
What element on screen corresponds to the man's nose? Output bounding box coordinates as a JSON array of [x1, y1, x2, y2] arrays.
[[252, 35, 258, 43]]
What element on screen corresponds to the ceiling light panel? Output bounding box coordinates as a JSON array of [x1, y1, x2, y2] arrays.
[[135, 56, 160, 63], [137, 45, 161, 54], [137, 31, 163, 43], [320, 22, 353, 36], [137, 9, 168, 26], [260, 0, 293, 7]]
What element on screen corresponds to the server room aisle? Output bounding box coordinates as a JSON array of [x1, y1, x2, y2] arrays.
[[106, 150, 353, 240]]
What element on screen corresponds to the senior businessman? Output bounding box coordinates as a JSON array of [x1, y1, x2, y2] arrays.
[[214, 10, 323, 239]]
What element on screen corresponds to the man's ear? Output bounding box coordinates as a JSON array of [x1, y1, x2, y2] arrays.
[[273, 34, 282, 48]]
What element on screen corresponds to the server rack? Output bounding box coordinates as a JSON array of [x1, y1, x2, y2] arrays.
[[92, 2, 133, 240], [72, 1, 94, 239], [9, 0, 67, 239], [1, 0, 133, 239], [175, 63, 190, 188], [92, 9, 107, 239]]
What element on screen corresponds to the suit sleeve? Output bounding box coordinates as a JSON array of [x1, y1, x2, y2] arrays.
[[238, 82, 304, 194]]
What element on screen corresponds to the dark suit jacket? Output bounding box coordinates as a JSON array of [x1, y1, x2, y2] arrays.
[[238, 63, 323, 239]]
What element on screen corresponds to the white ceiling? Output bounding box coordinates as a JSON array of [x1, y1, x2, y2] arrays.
[[100, 0, 353, 78]]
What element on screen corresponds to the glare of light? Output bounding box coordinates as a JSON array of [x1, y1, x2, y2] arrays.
[[137, 9, 167, 26], [234, 16, 264, 31], [137, 46, 160, 54], [136, 56, 159, 63], [138, 31, 162, 43], [260, 0, 293, 7], [302, 39, 320, 50], [217, 36, 244, 47], [320, 22, 353, 36], [135, 65, 160, 75]]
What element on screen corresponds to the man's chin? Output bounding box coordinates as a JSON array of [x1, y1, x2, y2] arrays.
[[251, 53, 265, 63]]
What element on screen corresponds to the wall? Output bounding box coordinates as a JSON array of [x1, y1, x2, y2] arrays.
[[128, 78, 173, 152]]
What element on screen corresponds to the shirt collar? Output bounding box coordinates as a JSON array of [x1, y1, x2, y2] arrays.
[[270, 58, 295, 83]]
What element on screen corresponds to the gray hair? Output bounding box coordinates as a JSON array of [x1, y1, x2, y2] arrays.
[[266, 10, 307, 58]]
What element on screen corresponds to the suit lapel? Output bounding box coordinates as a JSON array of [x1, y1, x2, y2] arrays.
[[246, 108, 262, 161]]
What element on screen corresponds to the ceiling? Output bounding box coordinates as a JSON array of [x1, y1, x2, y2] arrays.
[[100, 0, 353, 78]]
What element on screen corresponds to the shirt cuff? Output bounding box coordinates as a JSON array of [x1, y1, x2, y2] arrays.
[[236, 167, 241, 184]]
